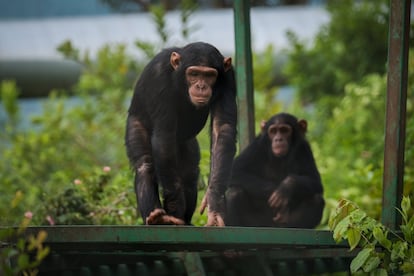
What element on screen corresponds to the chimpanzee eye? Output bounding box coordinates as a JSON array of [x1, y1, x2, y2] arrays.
[[206, 71, 217, 78], [279, 125, 292, 133], [268, 126, 277, 135]]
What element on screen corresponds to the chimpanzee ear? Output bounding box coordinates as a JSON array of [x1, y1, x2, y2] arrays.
[[298, 119, 308, 134], [170, 52, 181, 70], [223, 57, 232, 72], [260, 120, 267, 133]]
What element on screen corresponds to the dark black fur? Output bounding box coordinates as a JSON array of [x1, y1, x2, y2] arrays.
[[125, 42, 237, 224], [226, 113, 324, 228]]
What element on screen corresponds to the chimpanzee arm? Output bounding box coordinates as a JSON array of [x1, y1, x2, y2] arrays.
[[269, 141, 323, 210], [151, 127, 178, 183], [288, 141, 323, 196], [206, 73, 237, 220]]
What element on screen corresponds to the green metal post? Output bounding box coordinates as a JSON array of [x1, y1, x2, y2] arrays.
[[233, 0, 255, 150], [382, 0, 411, 229]]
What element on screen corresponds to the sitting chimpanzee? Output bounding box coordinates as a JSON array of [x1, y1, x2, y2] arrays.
[[125, 42, 237, 226], [226, 113, 324, 228]]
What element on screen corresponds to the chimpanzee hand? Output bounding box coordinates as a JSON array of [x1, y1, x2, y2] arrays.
[[268, 176, 297, 223], [199, 191, 225, 226]]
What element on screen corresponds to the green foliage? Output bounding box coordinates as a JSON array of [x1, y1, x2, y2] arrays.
[[39, 166, 138, 225], [253, 44, 283, 126], [149, 5, 168, 44], [0, 81, 20, 126], [179, 0, 199, 39], [284, 3, 414, 226], [58, 41, 140, 92], [301, 47, 414, 223], [329, 197, 414, 275], [293, 74, 386, 222], [135, 0, 198, 59], [0, 44, 138, 226], [284, 0, 389, 104], [0, 194, 49, 275]]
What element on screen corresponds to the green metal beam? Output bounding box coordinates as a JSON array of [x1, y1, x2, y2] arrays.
[[24, 226, 346, 251], [382, 0, 411, 229], [233, 0, 255, 150]]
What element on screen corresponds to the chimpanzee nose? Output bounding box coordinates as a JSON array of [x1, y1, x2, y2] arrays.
[[196, 83, 206, 90]]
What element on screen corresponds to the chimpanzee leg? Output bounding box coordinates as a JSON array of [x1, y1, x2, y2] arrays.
[[226, 187, 245, 226], [227, 187, 275, 227], [173, 138, 200, 224], [164, 138, 200, 224], [126, 115, 161, 222], [275, 194, 325, 228]]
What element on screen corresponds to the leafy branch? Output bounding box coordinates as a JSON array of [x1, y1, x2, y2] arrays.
[[329, 197, 414, 275]]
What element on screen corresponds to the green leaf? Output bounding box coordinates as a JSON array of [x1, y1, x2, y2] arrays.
[[333, 216, 351, 242], [350, 209, 367, 223], [391, 241, 408, 261], [362, 255, 381, 272], [16, 238, 25, 251], [36, 247, 50, 261], [371, 268, 388, 276], [373, 226, 392, 250], [17, 254, 29, 269], [401, 196, 411, 217], [399, 196, 411, 224], [329, 199, 355, 230], [350, 247, 373, 273], [347, 228, 361, 250], [401, 260, 414, 273], [400, 224, 413, 244]]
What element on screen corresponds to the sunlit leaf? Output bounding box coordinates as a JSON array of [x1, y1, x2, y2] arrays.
[[11, 190, 24, 208], [36, 247, 50, 261], [347, 228, 361, 250], [333, 216, 351, 242], [350, 209, 367, 223], [401, 196, 411, 217], [329, 199, 355, 230]]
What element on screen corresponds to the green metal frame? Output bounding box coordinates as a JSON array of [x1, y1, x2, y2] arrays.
[[25, 226, 344, 250], [234, 0, 255, 150], [382, 0, 411, 230], [24, 226, 355, 275]]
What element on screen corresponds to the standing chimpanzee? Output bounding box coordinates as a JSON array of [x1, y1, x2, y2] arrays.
[[226, 113, 324, 228], [125, 42, 237, 226]]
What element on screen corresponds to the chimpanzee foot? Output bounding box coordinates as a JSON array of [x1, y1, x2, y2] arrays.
[[146, 208, 185, 225]]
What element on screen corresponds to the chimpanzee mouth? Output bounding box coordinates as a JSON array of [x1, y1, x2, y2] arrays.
[[193, 97, 209, 105]]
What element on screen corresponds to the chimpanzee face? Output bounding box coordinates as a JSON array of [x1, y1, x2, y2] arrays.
[[170, 51, 232, 108], [267, 122, 293, 157], [185, 66, 218, 107]]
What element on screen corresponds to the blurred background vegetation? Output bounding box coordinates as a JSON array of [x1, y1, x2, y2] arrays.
[[1, 0, 413, 227]]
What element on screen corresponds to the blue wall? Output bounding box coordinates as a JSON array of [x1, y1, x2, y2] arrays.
[[0, 0, 113, 20]]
